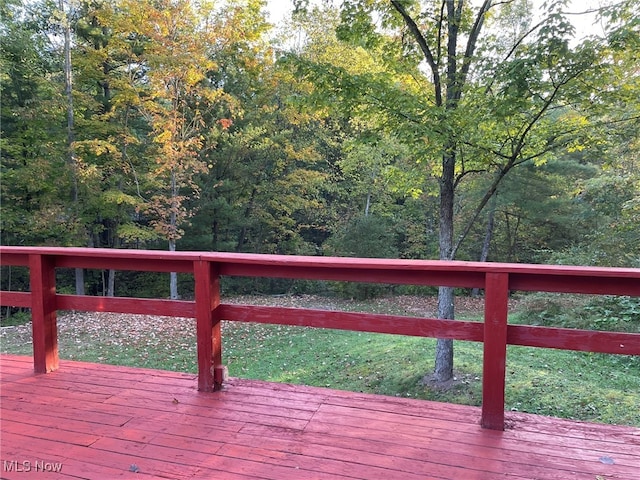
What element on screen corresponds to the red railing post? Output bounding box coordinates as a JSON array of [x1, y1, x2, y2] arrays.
[[194, 259, 226, 391], [29, 253, 58, 373], [482, 272, 509, 430]]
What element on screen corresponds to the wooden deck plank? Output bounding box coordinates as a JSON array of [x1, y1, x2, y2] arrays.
[[303, 419, 639, 479], [1, 355, 638, 480], [104, 389, 319, 422], [0, 433, 69, 472], [1, 419, 100, 447], [211, 426, 521, 480], [1, 397, 134, 427], [311, 403, 640, 460], [115, 411, 524, 479], [213, 443, 445, 480]]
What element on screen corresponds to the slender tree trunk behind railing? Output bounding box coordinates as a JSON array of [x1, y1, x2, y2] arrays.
[[169, 170, 179, 300], [107, 269, 116, 297], [59, 0, 85, 296], [472, 193, 497, 297], [169, 239, 178, 299], [435, 288, 454, 381], [434, 144, 456, 383]]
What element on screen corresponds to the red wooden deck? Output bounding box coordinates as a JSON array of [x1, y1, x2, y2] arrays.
[[1, 355, 638, 480], [2, 247, 639, 431]]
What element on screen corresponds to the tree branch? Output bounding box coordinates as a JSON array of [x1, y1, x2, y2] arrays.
[[484, 18, 547, 94], [436, 0, 445, 65], [451, 166, 508, 258], [454, 169, 488, 188], [457, 0, 493, 100], [390, 0, 443, 107]]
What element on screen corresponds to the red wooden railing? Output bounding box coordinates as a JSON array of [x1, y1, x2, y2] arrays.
[[1, 246, 639, 430]]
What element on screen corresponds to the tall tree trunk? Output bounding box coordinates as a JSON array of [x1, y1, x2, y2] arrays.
[[107, 269, 116, 297], [435, 289, 455, 381], [169, 170, 179, 300], [364, 191, 372, 217], [392, 0, 494, 383], [107, 236, 119, 297], [434, 147, 456, 382], [431, 0, 466, 383], [236, 187, 257, 252], [4, 266, 12, 320], [505, 213, 521, 262], [472, 193, 497, 297], [60, 0, 84, 295], [212, 217, 219, 251], [169, 239, 178, 299], [61, 0, 76, 202]]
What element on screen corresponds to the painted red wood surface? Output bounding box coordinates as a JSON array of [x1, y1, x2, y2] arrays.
[[194, 259, 223, 391], [2, 246, 639, 292], [0, 291, 31, 308], [56, 294, 196, 317], [216, 304, 485, 340], [1, 246, 639, 432], [508, 324, 640, 354], [28, 254, 58, 373], [482, 272, 509, 430], [1, 355, 639, 480]]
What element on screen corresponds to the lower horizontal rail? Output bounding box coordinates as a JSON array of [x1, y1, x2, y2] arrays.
[[56, 294, 196, 318], [508, 324, 640, 355], [0, 291, 31, 308], [5, 293, 637, 356], [216, 304, 484, 341]]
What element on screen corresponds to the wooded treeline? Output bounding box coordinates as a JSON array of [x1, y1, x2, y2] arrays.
[[2, 0, 639, 289]]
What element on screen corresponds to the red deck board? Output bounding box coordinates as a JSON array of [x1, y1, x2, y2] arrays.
[[104, 389, 320, 422], [212, 425, 517, 480], [1, 419, 99, 447], [1, 355, 638, 480], [213, 443, 444, 480], [311, 403, 640, 460]]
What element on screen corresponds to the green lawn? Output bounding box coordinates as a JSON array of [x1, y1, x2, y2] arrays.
[[1, 294, 638, 426]]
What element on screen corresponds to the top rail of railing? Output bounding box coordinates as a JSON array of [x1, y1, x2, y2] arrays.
[[2, 246, 639, 293]]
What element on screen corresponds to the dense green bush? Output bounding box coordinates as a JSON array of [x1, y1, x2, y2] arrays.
[[517, 293, 640, 333], [324, 215, 400, 299]]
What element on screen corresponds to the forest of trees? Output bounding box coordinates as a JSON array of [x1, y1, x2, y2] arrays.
[[1, 1, 639, 377]]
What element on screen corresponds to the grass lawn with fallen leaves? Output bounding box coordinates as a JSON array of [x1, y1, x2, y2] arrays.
[[1, 294, 638, 426]]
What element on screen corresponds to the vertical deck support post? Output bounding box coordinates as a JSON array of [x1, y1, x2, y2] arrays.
[[482, 272, 509, 430], [29, 253, 58, 373], [194, 259, 225, 391]]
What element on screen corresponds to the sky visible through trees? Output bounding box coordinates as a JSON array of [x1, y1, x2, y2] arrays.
[[267, 0, 603, 37]]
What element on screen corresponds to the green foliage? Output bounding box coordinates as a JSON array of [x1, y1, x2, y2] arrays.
[[0, 310, 31, 327], [107, 271, 171, 299], [0, 0, 80, 246], [583, 296, 640, 331], [326, 214, 399, 258], [324, 215, 399, 299], [517, 293, 640, 333], [551, 173, 639, 267]]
